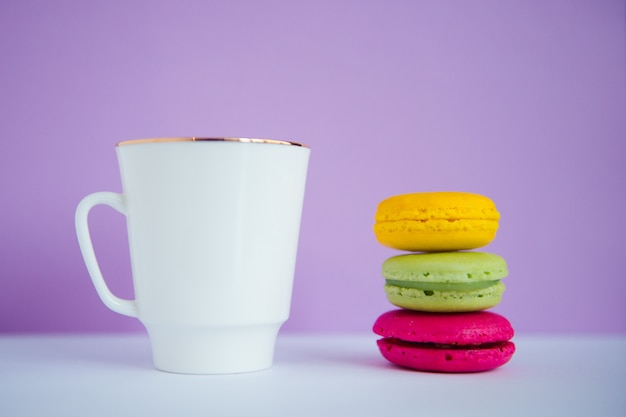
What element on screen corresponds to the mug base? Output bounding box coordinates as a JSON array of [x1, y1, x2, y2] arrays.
[[145, 323, 282, 374]]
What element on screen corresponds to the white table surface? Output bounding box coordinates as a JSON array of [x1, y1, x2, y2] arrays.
[[1, 333, 624, 417]]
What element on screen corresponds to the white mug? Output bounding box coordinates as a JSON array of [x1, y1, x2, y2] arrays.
[[75, 137, 310, 374]]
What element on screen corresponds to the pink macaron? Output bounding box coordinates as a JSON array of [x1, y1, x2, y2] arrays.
[[373, 309, 515, 373]]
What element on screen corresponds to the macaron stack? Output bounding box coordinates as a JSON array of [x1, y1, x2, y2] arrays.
[[372, 192, 515, 373]]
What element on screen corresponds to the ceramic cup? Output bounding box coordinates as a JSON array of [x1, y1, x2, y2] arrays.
[[75, 138, 310, 374]]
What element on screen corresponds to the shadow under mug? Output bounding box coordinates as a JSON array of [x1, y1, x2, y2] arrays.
[[75, 138, 310, 374]]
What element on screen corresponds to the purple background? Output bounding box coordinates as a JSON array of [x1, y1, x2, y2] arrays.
[[1, 0, 625, 335]]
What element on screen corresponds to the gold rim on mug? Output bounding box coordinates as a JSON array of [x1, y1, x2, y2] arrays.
[[116, 137, 309, 148]]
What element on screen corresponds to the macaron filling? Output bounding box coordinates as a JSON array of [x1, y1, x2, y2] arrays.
[[385, 279, 500, 294], [383, 337, 512, 351]]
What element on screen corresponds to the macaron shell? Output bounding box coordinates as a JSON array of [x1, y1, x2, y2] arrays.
[[374, 224, 497, 252], [382, 252, 508, 284], [385, 281, 505, 312], [374, 192, 500, 223], [373, 310, 515, 344], [376, 338, 516, 373]]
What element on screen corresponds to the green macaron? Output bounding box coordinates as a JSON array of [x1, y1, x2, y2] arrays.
[[382, 252, 508, 312]]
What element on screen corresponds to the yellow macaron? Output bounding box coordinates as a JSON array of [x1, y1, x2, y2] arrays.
[[373, 192, 500, 252]]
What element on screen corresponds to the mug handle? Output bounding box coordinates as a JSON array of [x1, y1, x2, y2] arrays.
[[75, 192, 138, 318]]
